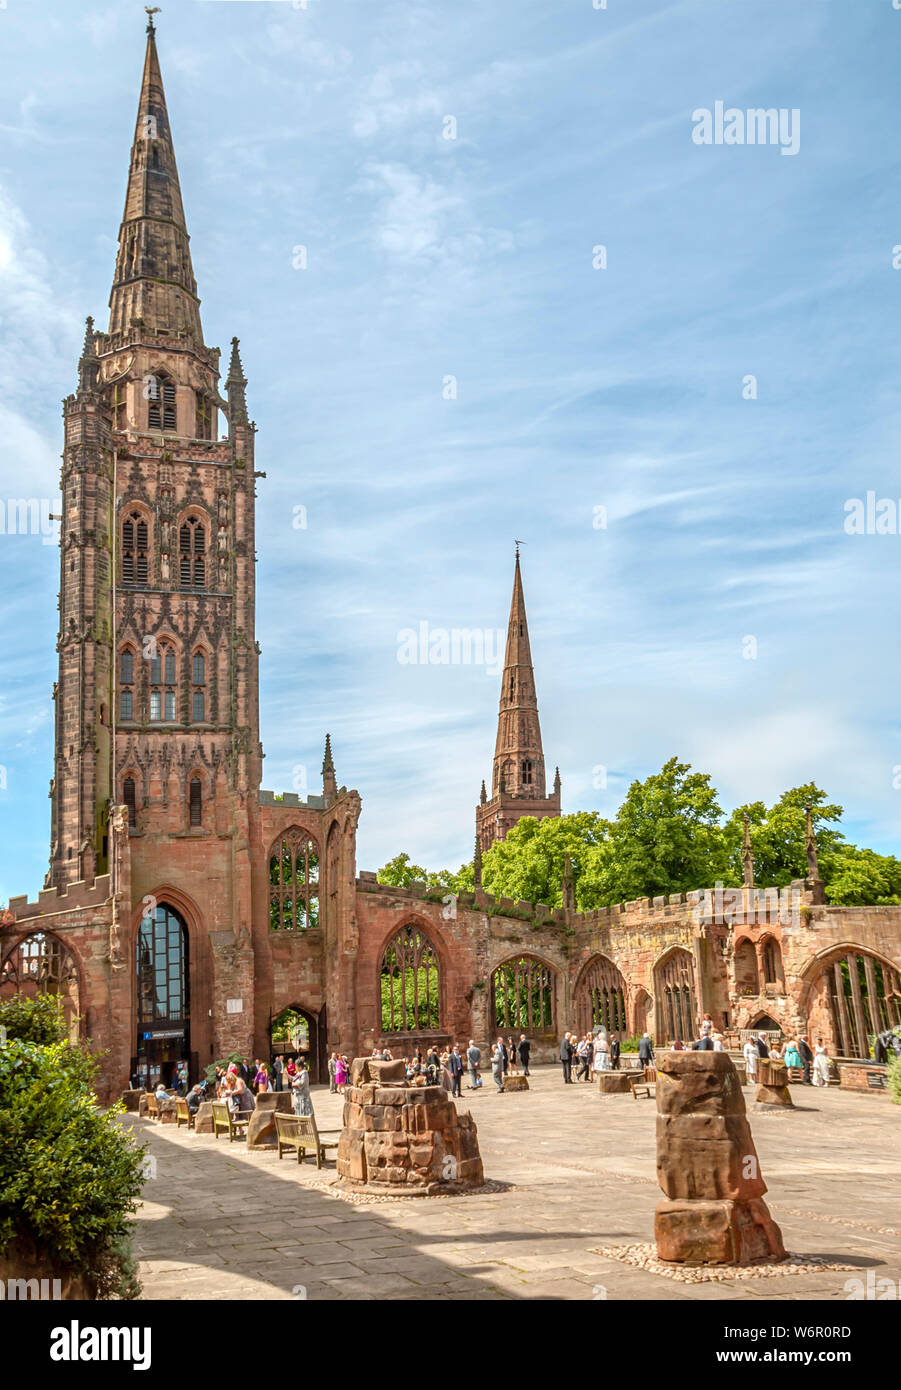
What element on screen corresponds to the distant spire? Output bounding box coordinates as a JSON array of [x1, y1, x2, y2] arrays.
[[561, 854, 575, 911], [473, 835, 483, 889], [553, 766, 561, 796], [804, 805, 820, 881], [741, 811, 754, 889], [108, 21, 202, 343], [226, 337, 248, 423], [479, 779, 487, 806], [322, 733, 337, 801], [491, 547, 545, 800]]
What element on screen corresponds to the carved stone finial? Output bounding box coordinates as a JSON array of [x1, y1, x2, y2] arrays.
[[561, 854, 575, 911], [804, 804, 820, 881], [741, 810, 754, 889], [473, 835, 483, 889]]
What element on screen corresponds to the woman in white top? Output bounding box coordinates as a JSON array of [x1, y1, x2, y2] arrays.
[[712, 1033, 725, 1052], [812, 1038, 830, 1086], [742, 1038, 759, 1080]]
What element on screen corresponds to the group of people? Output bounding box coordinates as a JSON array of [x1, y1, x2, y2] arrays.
[[559, 1030, 626, 1081], [464, 1035, 531, 1093], [742, 1031, 830, 1085], [327, 1053, 351, 1093]]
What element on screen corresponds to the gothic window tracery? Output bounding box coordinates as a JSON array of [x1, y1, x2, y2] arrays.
[[0, 932, 80, 1039], [380, 924, 440, 1033], [121, 510, 149, 586], [492, 955, 555, 1034], [269, 828, 319, 931], [149, 643, 177, 722]]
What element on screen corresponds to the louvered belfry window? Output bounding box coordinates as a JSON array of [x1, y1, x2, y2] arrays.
[[121, 511, 149, 586], [189, 778, 202, 827], [148, 375, 177, 432], [179, 516, 206, 590]]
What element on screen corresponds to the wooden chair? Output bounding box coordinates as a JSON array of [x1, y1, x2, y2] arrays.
[[146, 1095, 160, 1121], [211, 1100, 248, 1141], [274, 1112, 340, 1168], [175, 1098, 194, 1130]]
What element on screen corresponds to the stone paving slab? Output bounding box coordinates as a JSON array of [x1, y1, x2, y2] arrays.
[[128, 1068, 900, 1301]]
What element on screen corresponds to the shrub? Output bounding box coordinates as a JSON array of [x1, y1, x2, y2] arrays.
[[888, 1051, 901, 1107], [0, 1002, 145, 1299], [620, 1033, 652, 1053]]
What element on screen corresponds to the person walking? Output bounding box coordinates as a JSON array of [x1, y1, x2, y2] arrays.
[[610, 1036, 621, 1071], [448, 1044, 464, 1097], [273, 1054, 284, 1093], [638, 1032, 655, 1069], [743, 1036, 759, 1083], [560, 1031, 574, 1083], [466, 1039, 482, 1090], [492, 1038, 506, 1093], [335, 1054, 348, 1092], [328, 1052, 338, 1094], [576, 1035, 591, 1081], [518, 1034, 531, 1077], [798, 1035, 814, 1085], [290, 1059, 314, 1116], [812, 1037, 830, 1087]]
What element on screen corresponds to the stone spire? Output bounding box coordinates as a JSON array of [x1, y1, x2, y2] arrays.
[[76, 316, 99, 395], [108, 19, 203, 343], [479, 779, 487, 806], [322, 733, 337, 802], [741, 811, 754, 889], [226, 337, 248, 423], [491, 547, 546, 801], [475, 546, 561, 853], [804, 805, 820, 881], [473, 835, 483, 890]]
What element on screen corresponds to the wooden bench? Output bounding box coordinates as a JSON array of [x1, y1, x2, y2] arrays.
[[146, 1095, 160, 1120], [211, 1100, 249, 1142], [630, 1067, 657, 1100], [175, 1097, 194, 1129], [274, 1112, 340, 1168]]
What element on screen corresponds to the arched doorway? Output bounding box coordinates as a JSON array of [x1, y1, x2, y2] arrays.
[[632, 987, 651, 1036], [573, 955, 627, 1037], [0, 931, 80, 1041], [134, 902, 191, 1091], [655, 948, 697, 1044], [270, 1005, 325, 1084]]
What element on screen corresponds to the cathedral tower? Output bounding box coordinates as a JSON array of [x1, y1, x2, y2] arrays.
[[48, 14, 262, 891], [476, 547, 561, 851]]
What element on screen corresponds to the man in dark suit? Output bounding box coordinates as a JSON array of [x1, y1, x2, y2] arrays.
[[692, 1034, 714, 1051], [518, 1034, 531, 1076], [610, 1037, 621, 1071], [448, 1044, 464, 1097], [755, 1033, 770, 1058], [798, 1035, 813, 1084], [560, 1031, 573, 1083], [638, 1033, 655, 1066]]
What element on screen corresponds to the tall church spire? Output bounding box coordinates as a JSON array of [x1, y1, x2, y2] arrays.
[[108, 19, 203, 344], [476, 547, 561, 852]]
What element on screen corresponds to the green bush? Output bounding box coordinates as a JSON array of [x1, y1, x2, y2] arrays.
[[0, 1000, 145, 1299], [888, 1051, 901, 1107], [620, 1034, 652, 1053], [205, 1052, 245, 1084]]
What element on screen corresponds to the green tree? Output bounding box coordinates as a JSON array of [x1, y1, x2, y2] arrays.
[[481, 811, 611, 908]]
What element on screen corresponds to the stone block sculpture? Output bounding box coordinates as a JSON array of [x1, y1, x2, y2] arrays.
[[337, 1059, 484, 1193], [654, 1051, 786, 1264]]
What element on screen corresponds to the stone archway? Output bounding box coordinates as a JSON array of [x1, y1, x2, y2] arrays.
[[0, 931, 81, 1040], [654, 947, 697, 1044], [573, 954, 628, 1037], [632, 987, 652, 1036], [802, 947, 901, 1060], [270, 1004, 325, 1084]]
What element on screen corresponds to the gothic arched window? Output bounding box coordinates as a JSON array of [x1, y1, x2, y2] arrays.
[[123, 776, 137, 828], [0, 932, 80, 1039], [195, 392, 214, 441], [521, 759, 533, 786], [149, 643, 177, 722], [119, 645, 135, 721], [121, 510, 149, 586], [380, 924, 440, 1033], [179, 516, 206, 590], [148, 373, 176, 432], [492, 956, 555, 1034], [269, 828, 319, 931]]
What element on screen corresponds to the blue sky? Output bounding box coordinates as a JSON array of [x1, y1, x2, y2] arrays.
[[1, 0, 900, 901]]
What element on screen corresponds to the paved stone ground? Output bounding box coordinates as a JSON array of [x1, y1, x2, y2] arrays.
[[127, 1070, 901, 1301]]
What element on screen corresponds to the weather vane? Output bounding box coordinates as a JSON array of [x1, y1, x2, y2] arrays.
[[514, 537, 526, 558], [145, 6, 160, 33]]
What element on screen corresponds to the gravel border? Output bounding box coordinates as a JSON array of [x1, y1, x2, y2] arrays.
[[591, 1242, 857, 1282]]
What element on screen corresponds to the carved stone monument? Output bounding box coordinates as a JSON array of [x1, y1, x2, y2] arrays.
[[337, 1057, 484, 1193], [654, 1051, 786, 1265], [755, 1058, 795, 1109]]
